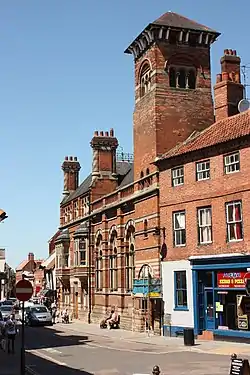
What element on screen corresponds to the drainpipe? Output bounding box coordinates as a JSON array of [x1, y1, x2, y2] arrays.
[[88, 194, 92, 324]]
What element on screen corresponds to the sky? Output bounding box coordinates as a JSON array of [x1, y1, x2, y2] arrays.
[[0, 1, 249, 269]]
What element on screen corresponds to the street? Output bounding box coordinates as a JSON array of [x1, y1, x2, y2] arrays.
[[18, 323, 240, 375]]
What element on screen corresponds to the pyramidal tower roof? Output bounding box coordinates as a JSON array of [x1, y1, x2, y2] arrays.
[[125, 11, 220, 59], [152, 11, 217, 33]]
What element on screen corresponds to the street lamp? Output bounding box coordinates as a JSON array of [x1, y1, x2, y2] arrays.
[[0, 209, 8, 223]]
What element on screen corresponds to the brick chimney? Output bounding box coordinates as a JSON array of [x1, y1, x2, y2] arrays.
[[61, 156, 81, 195], [214, 49, 244, 122], [28, 252, 34, 261], [90, 129, 118, 182]]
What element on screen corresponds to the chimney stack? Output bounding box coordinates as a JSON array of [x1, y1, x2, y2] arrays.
[[28, 252, 34, 261], [61, 156, 81, 195], [90, 128, 118, 182], [214, 49, 244, 122]]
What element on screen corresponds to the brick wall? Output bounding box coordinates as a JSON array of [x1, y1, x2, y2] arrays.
[[133, 43, 214, 179], [159, 144, 250, 262]]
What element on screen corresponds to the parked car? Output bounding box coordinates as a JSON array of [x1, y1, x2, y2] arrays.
[[0, 305, 13, 321], [25, 305, 53, 326]]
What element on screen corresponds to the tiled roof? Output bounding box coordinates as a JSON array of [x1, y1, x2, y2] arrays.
[[61, 161, 133, 205], [159, 110, 250, 160], [16, 259, 29, 271], [152, 12, 218, 33]]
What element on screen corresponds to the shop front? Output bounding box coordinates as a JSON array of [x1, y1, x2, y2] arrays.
[[191, 254, 250, 339]]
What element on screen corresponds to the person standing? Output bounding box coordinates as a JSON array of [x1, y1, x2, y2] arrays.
[[5, 314, 17, 354]]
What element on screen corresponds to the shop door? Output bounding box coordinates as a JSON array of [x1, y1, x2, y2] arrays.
[[205, 290, 215, 330]]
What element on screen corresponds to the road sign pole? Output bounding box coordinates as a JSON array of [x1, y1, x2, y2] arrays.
[[20, 301, 25, 375]]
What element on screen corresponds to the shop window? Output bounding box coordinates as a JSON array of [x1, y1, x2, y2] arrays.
[[224, 152, 240, 174], [173, 211, 186, 247], [196, 160, 210, 181], [197, 207, 212, 244], [174, 271, 187, 309], [172, 166, 184, 186], [226, 201, 243, 242]]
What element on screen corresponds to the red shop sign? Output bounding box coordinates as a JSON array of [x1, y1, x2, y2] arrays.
[[217, 272, 248, 288]]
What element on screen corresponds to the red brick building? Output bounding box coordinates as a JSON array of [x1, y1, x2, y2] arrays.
[[16, 252, 44, 296], [154, 41, 250, 339], [55, 11, 250, 338]]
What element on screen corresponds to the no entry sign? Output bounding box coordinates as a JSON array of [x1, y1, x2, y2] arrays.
[[16, 279, 33, 301]]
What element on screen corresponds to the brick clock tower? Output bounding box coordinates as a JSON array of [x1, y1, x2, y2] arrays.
[[125, 12, 220, 178]]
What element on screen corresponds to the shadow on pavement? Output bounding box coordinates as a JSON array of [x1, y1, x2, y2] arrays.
[[26, 350, 93, 375], [25, 324, 92, 350]]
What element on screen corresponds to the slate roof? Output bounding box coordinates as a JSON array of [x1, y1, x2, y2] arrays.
[[151, 12, 218, 33], [61, 161, 134, 205], [159, 110, 250, 161]]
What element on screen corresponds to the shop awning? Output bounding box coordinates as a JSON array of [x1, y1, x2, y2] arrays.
[[40, 252, 55, 270]]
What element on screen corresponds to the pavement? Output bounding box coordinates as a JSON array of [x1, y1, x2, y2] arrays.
[[1, 321, 250, 374]]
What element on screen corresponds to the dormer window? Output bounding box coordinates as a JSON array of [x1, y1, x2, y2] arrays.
[[140, 63, 151, 97], [169, 66, 196, 89]]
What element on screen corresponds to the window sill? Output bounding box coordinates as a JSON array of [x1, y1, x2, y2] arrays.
[[198, 242, 212, 246], [174, 306, 189, 311], [228, 239, 243, 243], [174, 244, 186, 248]]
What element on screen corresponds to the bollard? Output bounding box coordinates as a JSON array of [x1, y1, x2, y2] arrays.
[[152, 365, 160, 375]]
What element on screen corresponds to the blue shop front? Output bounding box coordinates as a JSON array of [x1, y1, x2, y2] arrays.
[[191, 254, 250, 340]]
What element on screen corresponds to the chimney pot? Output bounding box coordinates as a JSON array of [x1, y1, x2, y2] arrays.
[[110, 128, 114, 137], [233, 50, 237, 56], [222, 72, 229, 81], [69, 156, 73, 161], [235, 71, 240, 83], [65, 156, 69, 160], [74, 157, 77, 161], [229, 49, 233, 55], [224, 49, 229, 55], [105, 131, 109, 137], [100, 131, 104, 136], [94, 131, 98, 136], [216, 74, 222, 83]]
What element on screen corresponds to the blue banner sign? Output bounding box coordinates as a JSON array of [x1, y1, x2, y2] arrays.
[[132, 278, 161, 297]]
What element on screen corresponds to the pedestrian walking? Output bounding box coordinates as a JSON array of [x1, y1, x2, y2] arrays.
[[5, 314, 17, 354]]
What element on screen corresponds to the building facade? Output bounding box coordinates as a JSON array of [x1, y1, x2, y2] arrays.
[[55, 11, 250, 337], [156, 47, 250, 340], [16, 252, 44, 296]]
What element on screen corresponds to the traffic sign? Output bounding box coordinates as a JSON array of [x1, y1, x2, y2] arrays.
[[16, 279, 33, 302]]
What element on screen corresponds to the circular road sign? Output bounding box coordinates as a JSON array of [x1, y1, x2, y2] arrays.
[[16, 279, 33, 302]]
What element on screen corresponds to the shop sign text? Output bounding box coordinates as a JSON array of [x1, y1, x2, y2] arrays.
[[217, 272, 246, 288]]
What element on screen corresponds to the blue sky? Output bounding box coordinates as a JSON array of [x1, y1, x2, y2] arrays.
[[0, 1, 249, 268]]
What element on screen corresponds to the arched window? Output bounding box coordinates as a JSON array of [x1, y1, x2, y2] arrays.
[[140, 171, 144, 179], [125, 226, 135, 292], [109, 231, 118, 291], [138, 264, 153, 279], [146, 168, 150, 175], [168, 65, 196, 90], [188, 70, 196, 89], [140, 63, 151, 97], [95, 234, 103, 291], [169, 67, 176, 88]]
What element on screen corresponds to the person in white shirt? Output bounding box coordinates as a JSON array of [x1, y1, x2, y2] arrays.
[[5, 314, 17, 354]]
